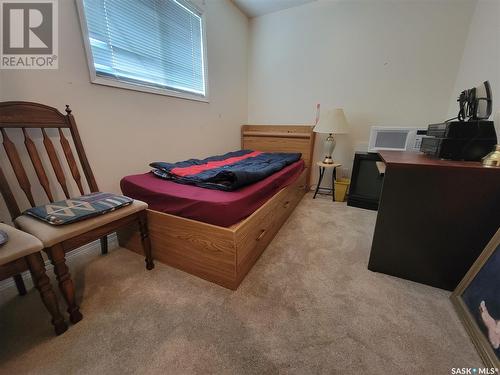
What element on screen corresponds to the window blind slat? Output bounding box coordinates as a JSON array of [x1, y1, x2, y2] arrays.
[[82, 0, 205, 95]]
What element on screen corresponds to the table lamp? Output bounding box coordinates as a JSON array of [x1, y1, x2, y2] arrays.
[[313, 108, 349, 164]]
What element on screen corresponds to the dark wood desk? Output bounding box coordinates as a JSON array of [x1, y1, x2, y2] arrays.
[[368, 151, 500, 290]]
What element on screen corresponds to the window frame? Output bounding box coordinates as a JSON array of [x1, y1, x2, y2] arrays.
[[76, 0, 210, 102]]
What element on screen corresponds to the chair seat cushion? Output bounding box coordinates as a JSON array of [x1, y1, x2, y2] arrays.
[[0, 223, 43, 266], [24, 192, 134, 225], [15, 200, 148, 247]]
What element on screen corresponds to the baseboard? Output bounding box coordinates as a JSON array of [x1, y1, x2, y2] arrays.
[[0, 233, 119, 293]]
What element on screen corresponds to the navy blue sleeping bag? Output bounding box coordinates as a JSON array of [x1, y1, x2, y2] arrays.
[[150, 150, 301, 191]]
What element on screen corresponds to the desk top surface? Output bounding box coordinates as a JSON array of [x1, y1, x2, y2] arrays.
[[378, 151, 491, 170]]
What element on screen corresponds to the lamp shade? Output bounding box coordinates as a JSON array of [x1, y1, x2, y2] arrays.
[[313, 108, 349, 134]]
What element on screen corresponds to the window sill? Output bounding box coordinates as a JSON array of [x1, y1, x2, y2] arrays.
[[90, 76, 209, 103]]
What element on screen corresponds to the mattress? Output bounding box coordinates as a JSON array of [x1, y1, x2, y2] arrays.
[[121, 160, 305, 227]]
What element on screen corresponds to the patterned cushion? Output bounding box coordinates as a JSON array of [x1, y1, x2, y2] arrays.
[[24, 192, 133, 225], [15, 200, 147, 248], [0, 230, 8, 246]]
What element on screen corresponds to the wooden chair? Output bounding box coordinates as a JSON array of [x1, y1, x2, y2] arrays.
[[0, 223, 68, 335], [0, 101, 154, 324]]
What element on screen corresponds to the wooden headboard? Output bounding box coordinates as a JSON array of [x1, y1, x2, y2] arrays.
[[241, 125, 316, 188]]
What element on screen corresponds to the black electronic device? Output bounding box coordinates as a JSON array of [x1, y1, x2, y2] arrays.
[[421, 81, 497, 161], [347, 152, 383, 211], [457, 80, 492, 121]]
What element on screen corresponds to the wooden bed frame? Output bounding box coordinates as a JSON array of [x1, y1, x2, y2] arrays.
[[118, 125, 315, 289]]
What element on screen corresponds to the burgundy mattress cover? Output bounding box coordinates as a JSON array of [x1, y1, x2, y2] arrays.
[[120, 160, 305, 227]]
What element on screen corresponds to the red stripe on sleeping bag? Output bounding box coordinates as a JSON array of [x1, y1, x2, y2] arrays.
[[171, 151, 263, 177]]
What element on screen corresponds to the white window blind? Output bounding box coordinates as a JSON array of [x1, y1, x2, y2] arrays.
[[80, 0, 206, 97]]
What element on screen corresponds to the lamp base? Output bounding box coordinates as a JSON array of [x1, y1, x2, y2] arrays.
[[322, 156, 334, 164], [321, 134, 336, 165]]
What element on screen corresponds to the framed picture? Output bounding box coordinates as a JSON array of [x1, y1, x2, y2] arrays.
[[451, 228, 500, 367]]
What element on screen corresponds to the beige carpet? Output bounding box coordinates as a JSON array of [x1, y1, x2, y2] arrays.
[[0, 194, 482, 374]]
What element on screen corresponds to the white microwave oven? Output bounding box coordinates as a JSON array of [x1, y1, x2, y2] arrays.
[[368, 126, 427, 153]]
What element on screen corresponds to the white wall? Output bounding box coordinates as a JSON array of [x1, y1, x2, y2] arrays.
[[0, 0, 248, 218], [447, 0, 500, 135], [248, 0, 476, 176]]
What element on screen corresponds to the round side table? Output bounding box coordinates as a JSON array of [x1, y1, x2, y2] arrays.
[[313, 162, 342, 201]]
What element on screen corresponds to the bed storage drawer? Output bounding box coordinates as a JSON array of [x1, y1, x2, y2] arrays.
[[235, 191, 282, 272], [235, 170, 307, 277]]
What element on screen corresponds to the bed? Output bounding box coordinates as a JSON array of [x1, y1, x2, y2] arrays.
[[117, 125, 315, 289]]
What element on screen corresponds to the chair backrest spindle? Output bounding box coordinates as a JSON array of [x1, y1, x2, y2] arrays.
[[1, 128, 36, 206], [58, 128, 84, 195], [41, 128, 70, 199], [22, 128, 55, 202], [0, 164, 21, 219]]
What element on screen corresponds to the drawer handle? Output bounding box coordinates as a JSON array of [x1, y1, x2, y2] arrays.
[[256, 229, 266, 241], [283, 201, 290, 208]]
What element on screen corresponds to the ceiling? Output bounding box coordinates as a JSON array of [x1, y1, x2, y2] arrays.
[[232, 0, 315, 18]]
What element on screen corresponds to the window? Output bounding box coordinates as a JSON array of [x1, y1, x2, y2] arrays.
[[78, 0, 208, 101]]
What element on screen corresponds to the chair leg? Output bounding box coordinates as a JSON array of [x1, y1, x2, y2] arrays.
[[138, 211, 154, 270], [26, 253, 68, 335], [46, 244, 83, 324], [13, 274, 27, 296], [100, 236, 108, 255]]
